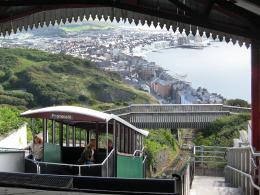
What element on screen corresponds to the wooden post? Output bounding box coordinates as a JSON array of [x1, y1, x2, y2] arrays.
[[95, 123, 99, 150], [251, 40, 260, 193], [72, 126, 76, 147], [66, 125, 69, 147], [79, 128, 82, 147], [42, 119, 47, 144], [59, 123, 63, 147], [128, 128, 131, 154], [252, 41, 260, 151], [86, 130, 89, 145]]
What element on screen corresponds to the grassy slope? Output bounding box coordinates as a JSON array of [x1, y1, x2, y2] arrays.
[[0, 48, 157, 110], [145, 129, 179, 177]]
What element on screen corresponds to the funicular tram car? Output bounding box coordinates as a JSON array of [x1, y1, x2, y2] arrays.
[[21, 106, 148, 178]]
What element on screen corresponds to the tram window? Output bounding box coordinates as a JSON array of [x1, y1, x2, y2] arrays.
[[97, 133, 113, 149], [42, 119, 47, 143], [63, 124, 67, 146], [74, 127, 78, 147], [79, 129, 82, 147], [140, 135, 144, 150], [133, 131, 136, 152], [53, 122, 60, 144], [72, 126, 76, 147], [136, 134, 141, 150], [45, 120, 58, 145], [128, 128, 131, 154], [131, 130, 134, 154], [51, 120, 56, 144], [89, 130, 96, 140], [125, 128, 128, 153], [65, 125, 69, 147]]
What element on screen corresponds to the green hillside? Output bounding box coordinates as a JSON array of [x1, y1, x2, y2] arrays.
[[194, 113, 250, 147], [0, 48, 157, 110]]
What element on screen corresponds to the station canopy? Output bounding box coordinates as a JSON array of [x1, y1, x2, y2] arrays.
[[0, 0, 260, 46], [21, 106, 149, 136]]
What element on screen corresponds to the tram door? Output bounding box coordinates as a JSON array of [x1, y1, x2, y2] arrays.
[[42, 119, 62, 163], [116, 124, 144, 178]]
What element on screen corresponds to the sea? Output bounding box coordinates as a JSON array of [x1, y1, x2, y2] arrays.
[[144, 42, 251, 102]]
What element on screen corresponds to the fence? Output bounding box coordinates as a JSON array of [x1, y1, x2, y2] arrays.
[[193, 145, 229, 177], [225, 146, 260, 195]]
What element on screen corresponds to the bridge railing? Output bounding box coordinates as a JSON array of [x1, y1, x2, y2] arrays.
[[119, 111, 230, 129], [105, 106, 131, 115], [225, 146, 260, 195], [222, 105, 251, 113], [105, 104, 251, 115], [129, 104, 225, 112]]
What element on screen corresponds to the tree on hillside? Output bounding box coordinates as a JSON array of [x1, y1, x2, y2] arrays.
[[226, 99, 250, 108]]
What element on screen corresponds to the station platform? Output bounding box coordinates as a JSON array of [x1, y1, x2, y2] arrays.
[[190, 176, 242, 195]]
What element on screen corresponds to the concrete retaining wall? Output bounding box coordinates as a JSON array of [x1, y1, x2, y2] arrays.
[[0, 124, 27, 149]]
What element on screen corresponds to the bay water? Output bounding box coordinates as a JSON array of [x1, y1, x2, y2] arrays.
[[144, 42, 251, 102]]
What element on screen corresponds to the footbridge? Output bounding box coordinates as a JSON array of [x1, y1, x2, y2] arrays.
[[105, 104, 250, 129]]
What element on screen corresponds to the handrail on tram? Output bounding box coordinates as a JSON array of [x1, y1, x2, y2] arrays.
[[100, 148, 115, 166], [133, 147, 145, 157], [0, 147, 26, 151], [142, 155, 147, 164], [25, 148, 116, 175]]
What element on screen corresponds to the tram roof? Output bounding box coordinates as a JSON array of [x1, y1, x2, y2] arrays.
[[21, 105, 149, 136]]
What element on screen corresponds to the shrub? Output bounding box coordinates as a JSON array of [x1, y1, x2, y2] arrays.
[[194, 113, 251, 147], [144, 129, 178, 170], [0, 106, 26, 136]]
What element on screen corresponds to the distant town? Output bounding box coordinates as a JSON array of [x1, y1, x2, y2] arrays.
[[0, 21, 225, 104]]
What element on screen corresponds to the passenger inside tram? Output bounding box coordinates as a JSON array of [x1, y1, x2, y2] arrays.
[[78, 139, 96, 164], [108, 139, 113, 152], [25, 134, 43, 161]]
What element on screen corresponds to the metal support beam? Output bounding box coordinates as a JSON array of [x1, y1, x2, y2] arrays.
[[72, 126, 76, 147], [66, 125, 69, 147], [113, 120, 117, 177], [43, 119, 47, 143], [79, 128, 82, 147], [95, 123, 99, 150]]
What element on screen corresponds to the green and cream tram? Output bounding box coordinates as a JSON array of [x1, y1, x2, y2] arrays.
[[21, 106, 148, 178]]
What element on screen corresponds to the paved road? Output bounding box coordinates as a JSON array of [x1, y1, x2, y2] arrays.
[[190, 176, 242, 195]]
